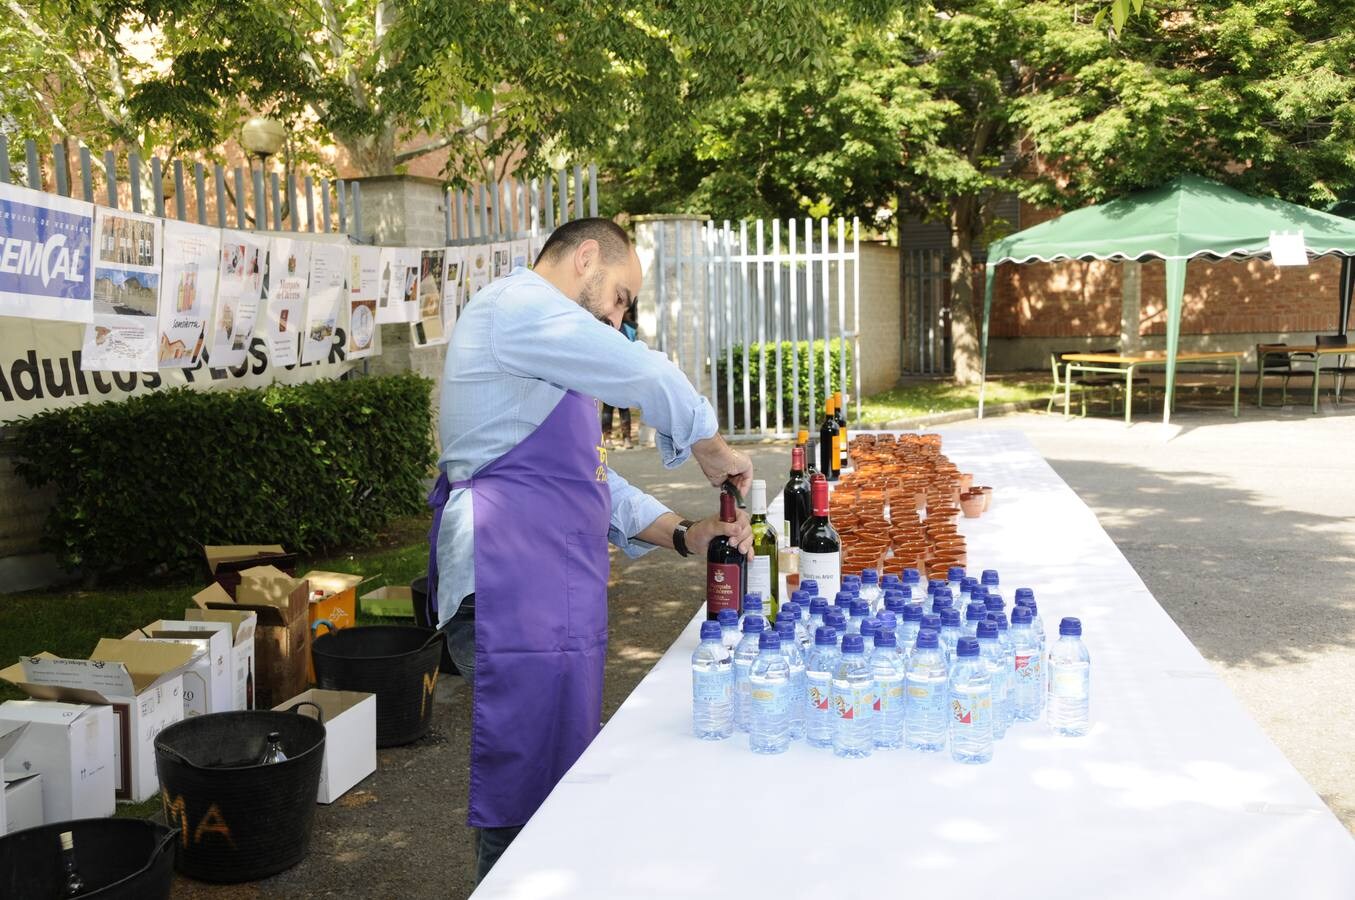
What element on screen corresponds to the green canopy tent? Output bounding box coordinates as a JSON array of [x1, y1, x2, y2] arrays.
[[977, 175, 1355, 424]]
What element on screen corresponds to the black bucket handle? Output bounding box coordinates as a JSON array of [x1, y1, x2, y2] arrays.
[[286, 700, 326, 725], [419, 625, 448, 652]]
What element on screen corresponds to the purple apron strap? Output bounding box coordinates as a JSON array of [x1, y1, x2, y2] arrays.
[[425, 470, 451, 626]]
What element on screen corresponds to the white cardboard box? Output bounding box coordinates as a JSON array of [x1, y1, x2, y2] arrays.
[[275, 689, 376, 804], [0, 640, 192, 802], [2, 772, 44, 835], [0, 701, 115, 823], [125, 620, 233, 716], [183, 608, 257, 711]]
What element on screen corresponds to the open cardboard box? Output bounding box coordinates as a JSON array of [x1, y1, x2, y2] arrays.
[[1, 771, 43, 835], [275, 689, 376, 804], [0, 640, 192, 802], [124, 620, 233, 716], [192, 565, 310, 710], [203, 544, 298, 597], [0, 701, 115, 822], [183, 608, 257, 710], [359, 585, 415, 618]]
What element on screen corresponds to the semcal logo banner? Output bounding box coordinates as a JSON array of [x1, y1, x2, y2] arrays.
[[0, 181, 94, 323]]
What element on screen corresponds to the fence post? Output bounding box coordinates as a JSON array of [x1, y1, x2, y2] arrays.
[[804, 216, 815, 423], [772, 218, 783, 437], [304, 175, 316, 232], [24, 139, 40, 189], [194, 162, 207, 223], [557, 169, 568, 226], [53, 143, 69, 196], [337, 178, 348, 234], [79, 146, 94, 202], [723, 221, 735, 434], [852, 218, 861, 424], [352, 181, 362, 239], [129, 152, 144, 212], [573, 165, 584, 220], [173, 159, 186, 220], [321, 178, 332, 232], [215, 165, 229, 228], [588, 163, 598, 217], [821, 218, 831, 409], [0, 133, 10, 183], [705, 222, 718, 425], [103, 150, 118, 208], [789, 218, 800, 435], [150, 156, 164, 216], [837, 217, 847, 419]]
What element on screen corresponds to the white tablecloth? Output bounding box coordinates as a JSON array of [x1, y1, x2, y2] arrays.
[[473, 430, 1355, 899]]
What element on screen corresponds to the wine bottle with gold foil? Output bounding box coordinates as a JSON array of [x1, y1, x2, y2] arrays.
[[819, 397, 840, 482], [748, 480, 779, 623]]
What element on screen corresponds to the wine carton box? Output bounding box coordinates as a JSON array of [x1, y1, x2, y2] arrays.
[[274, 689, 376, 804], [2, 772, 44, 835], [0, 641, 191, 802], [123, 620, 233, 717], [193, 566, 310, 710], [183, 609, 258, 711], [202, 544, 297, 597], [0, 701, 115, 822]]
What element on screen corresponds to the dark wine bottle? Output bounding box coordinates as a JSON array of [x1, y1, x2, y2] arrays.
[[782, 445, 811, 549], [798, 473, 841, 599], [59, 831, 86, 897], [819, 397, 840, 482], [706, 492, 746, 619], [834, 391, 848, 470], [801, 430, 819, 478]]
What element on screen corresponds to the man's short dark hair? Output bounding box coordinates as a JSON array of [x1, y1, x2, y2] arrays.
[[534, 217, 632, 267]]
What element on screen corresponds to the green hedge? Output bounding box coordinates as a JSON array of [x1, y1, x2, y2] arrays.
[[716, 338, 852, 427], [7, 374, 435, 578]]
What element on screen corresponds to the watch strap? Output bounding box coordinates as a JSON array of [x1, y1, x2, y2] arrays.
[[673, 519, 696, 557]]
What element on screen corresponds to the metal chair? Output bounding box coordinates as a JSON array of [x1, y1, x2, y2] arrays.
[[1256, 343, 1316, 407], [1047, 350, 1121, 415], [1315, 334, 1355, 402]]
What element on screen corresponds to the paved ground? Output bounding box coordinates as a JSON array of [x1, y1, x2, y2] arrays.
[[170, 398, 1355, 898]]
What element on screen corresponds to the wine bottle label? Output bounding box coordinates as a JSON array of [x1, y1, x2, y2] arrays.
[[707, 563, 741, 617], [799, 550, 840, 599], [748, 556, 773, 606]]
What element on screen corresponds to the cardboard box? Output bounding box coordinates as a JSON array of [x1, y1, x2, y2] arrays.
[[359, 585, 415, 618], [0, 640, 191, 802], [193, 565, 310, 710], [0, 701, 115, 822], [304, 571, 367, 631], [183, 608, 257, 711], [275, 689, 376, 804], [203, 544, 297, 596], [2, 773, 43, 835], [124, 620, 233, 716]]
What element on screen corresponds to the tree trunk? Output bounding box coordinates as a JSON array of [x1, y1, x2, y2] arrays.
[[342, 127, 397, 177], [948, 199, 982, 385]]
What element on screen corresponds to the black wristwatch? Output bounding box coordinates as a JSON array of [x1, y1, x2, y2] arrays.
[[672, 519, 696, 557]]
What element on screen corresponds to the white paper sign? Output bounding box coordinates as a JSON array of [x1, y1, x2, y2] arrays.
[[442, 247, 465, 331], [490, 242, 512, 281], [265, 237, 311, 366], [1269, 231, 1308, 267], [509, 239, 530, 271], [346, 246, 380, 360], [464, 244, 492, 305], [0, 182, 95, 323], [411, 248, 447, 348], [157, 220, 220, 368], [81, 207, 161, 372], [206, 230, 268, 369], [301, 243, 347, 365], [376, 247, 419, 324]]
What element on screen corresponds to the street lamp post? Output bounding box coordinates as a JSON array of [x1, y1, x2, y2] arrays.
[[241, 117, 286, 229]]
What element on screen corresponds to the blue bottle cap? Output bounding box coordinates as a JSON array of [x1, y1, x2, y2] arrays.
[[759, 631, 782, 651], [780, 602, 800, 622], [933, 598, 954, 615], [861, 619, 878, 638], [915, 628, 939, 649], [742, 594, 763, 613], [875, 629, 897, 648], [776, 618, 796, 638], [990, 611, 1009, 630], [742, 615, 765, 633], [965, 601, 987, 622], [976, 621, 998, 640], [791, 589, 811, 606], [877, 611, 897, 631], [861, 568, 879, 584], [981, 569, 1000, 586], [815, 625, 838, 646], [884, 596, 906, 614], [850, 599, 870, 617], [700, 621, 722, 641], [834, 591, 854, 607], [971, 585, 988, 602], [1060, 617, 1082, 636], [956, 636, 980, 658], [902, 604, 924, 623], [810, 597, 830, 615], [717, 609, 738, 626], [1014, 587, 1035, 602], [1012, 606, 1033, 625], [961, 576, 978, 591], [984, 594, 1004, 612], [841, 634, 865, 655], [801, 579, 819, 595], [902, 568, 921, 584], [842, 574, 861, 587], [1024, 599, 1040, 616], [882, 573, 901, 589], [940, 608, 961, 627], [920, 613, 941, 631], [947, 566, 966, 581], [825, 610, 847, 629], [928, 579, 946, 593]]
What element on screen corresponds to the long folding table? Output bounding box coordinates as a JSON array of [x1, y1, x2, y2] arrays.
[[473, 430, 1355, 900], [1061, 350, 1244, 424]]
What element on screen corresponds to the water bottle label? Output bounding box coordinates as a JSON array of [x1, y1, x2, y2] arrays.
[[751, 685, 789, 718], [748, 556, 773, 606], [1052, 669, 1088, 699], [799, 551, 840, 599], [807, 674, 832, 711], [693, 669, 731, 704], [834, 685, 874, 721], [907, 681, 944, 716], [874, 678, 904, 714], [1015, 653, 1042, 680], [951, 693, 991, 727]]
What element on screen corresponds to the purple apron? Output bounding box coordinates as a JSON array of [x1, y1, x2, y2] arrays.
[[435, 389, 610, 828]]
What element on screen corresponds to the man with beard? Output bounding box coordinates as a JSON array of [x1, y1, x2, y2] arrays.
[[428, 217, 754, 881]]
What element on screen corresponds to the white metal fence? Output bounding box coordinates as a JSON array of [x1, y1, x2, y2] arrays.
[[645, 216, 861, 440]]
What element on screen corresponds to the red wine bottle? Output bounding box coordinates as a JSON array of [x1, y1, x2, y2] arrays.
[[798, 473, 841, 599], [819, 398, 840, 482], [782, 445, 811, 549], [706, 491, 746, 619]]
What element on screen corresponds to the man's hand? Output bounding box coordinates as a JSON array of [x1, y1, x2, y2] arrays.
[[686, 508, 754, 558], [692, 434, 754, 499]]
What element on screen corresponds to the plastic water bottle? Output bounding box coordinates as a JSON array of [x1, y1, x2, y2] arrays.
[[949, 637, 994, 764], [848, 599, 871, 635], [939, 608, 962, 663], [1010, 606, 1044, 722], [881, 573, 902, 595], [871, 629, 906, 749], [981, 569, 1000, 591], [738, 593, 764, 633], [805, 626, 840, 748], [959, 576, 977, 608], [904, 629, 948, 752], [733, 615, 765, 732], [983, 590, 1004, 617], [800, 579, 820, 597], [859, 568, 883, 612], [964, 601, 987, 638], [749, 631, 791, 754], [842, 574, 861, 597], [976, 621, 1010, 739], [926, 580, 947, 613], [860, 617, 878, 653], [776, 618, 807, 739], [898, 603, 922, 652], [786, 602, 812, 653], [791, 590, 813, 626], [1015, 590, 1045, 656], [831, 634, 874, 758], [824, 609, 848, 649], [692, 621, 734, 740], [920, 612, 941, 641], [807, 597, 829, 640], [875, 610, 897, 640], [718, 608, 740, 654], [947, 566, 966, 600], [883, 592, 906, 618], [1048, 617, 1091, 737], [834, 590, 855, 616], [902, 568, 922, 598]]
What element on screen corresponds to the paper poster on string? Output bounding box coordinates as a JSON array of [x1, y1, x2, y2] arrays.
[[157, 220, 220, 367], [411, 248, 446, 348], [490, 242, 512, 281], [346, 245, 381, 360], [301, 242, 348, 365], [376, 247, 419, 323], [206, 230, 267, 369], [442, 247, 465, 332], [463, 244, 491, 306], [264, 237, 311, 367], [81, 207, 161, 371], [0, 181, 95, 323], [1269, 231, 1308, 267], [509, 239, 530, 271]]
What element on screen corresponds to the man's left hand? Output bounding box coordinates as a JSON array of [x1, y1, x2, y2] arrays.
[[687, 508, 754, 558]]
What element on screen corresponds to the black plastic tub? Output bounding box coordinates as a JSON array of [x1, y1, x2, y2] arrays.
[[312, 625, 443, 746], [0, 818, 176, 898], [154, 707, 325, 883]]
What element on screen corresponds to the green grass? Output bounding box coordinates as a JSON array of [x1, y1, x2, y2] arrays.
[[857, 376, 1050, 424], [0, 514, 432, 704]]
